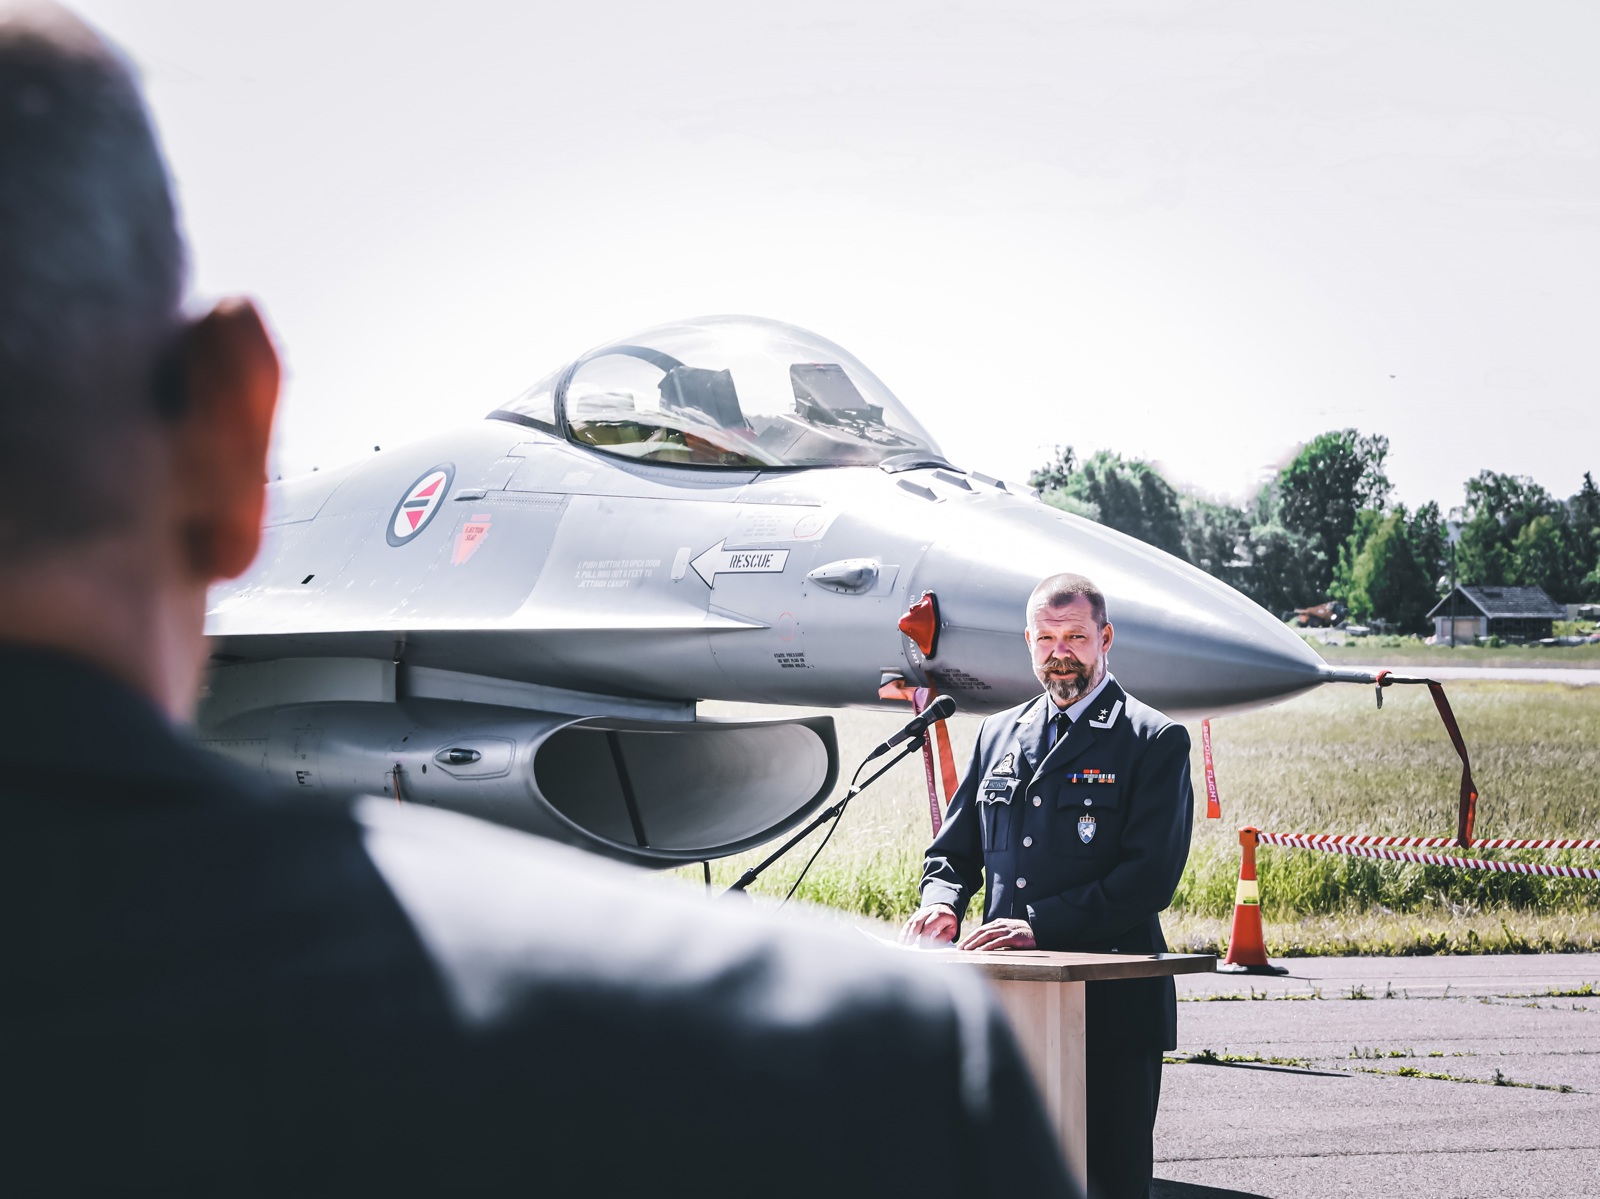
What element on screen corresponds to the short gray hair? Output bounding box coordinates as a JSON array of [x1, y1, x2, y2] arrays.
[[0, 4, 186, 555], [1026, 572, 1107, 628]]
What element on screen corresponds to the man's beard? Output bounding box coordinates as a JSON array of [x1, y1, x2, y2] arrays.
[[1040, 657, 1102, 705]]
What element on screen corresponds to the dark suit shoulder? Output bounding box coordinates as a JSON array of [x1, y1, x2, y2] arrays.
[[1119, 688, 1184, 742], [355, 801, 1070, 1194], [975, 695, 1042, 750], [359, 800, 987, 1034]]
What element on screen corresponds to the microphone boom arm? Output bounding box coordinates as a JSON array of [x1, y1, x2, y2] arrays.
[[724, 733, 929, 897]]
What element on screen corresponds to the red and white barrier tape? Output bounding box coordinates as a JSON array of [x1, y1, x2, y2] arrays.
[[1260, 833, 1600, 851], [1255, 831, 1600, 880]]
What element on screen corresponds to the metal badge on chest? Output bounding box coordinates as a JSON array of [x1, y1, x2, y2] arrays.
[[1077, 812, 1097, 843]]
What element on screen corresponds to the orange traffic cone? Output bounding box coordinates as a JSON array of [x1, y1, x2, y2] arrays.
[[1218, 826, 1288, 975]]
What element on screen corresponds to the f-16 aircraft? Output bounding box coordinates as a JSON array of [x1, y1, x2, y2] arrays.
[[202, 315, 1332, 867]]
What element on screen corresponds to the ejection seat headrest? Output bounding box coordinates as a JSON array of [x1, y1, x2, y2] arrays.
[[658, 366, 746, 429]]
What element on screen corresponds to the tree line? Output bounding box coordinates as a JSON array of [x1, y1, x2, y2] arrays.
[[1028, 431, 1600, 633]]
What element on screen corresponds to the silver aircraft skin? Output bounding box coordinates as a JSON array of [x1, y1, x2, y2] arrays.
[[202, 316, 1331, 867]]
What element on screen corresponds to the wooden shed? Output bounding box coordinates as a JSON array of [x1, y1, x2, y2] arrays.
[[1427, 585, 1564, 644]]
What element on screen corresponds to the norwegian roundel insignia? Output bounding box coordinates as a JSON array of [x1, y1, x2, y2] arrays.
[[1078, 813, 1097, 844], [387, 464, 455, 547]]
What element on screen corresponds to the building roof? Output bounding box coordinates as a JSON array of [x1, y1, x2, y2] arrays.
[[1427, 584, 1565, 620]]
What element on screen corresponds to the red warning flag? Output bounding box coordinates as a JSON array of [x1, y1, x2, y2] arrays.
[[1201, 718, 1222, 820]]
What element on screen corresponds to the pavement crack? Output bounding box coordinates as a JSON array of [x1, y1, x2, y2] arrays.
[[1348, 1063, 1581, 1093], [1165, 1049, 1350, 1078]]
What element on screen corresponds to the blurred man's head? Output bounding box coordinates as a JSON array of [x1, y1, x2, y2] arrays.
[[0, 3, 278, 716], [1025, 572, 1112, 706]]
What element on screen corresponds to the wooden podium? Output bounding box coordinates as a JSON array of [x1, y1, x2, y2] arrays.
[[944, 951, 1214, 1189]]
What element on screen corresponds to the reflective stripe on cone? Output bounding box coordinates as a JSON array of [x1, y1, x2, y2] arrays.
[[1219, 826, 1288, 976]]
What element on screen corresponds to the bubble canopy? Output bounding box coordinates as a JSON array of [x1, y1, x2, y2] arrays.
[[490, 316, 946, 470]]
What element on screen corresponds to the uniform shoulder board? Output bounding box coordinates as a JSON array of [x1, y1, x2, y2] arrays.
[[1087, 699, 1123, 729]]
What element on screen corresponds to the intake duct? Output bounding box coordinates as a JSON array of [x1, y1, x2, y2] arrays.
[[199, 698, 838, 868]]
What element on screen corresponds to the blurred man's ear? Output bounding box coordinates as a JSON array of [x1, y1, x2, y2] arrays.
[[173, 299, 280, 581]]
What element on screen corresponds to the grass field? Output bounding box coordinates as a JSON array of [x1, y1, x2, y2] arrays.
[[687, 681, 1600, 955]]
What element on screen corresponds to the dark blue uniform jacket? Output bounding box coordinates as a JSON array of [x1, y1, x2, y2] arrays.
[[921, 679, 1194, 1049]]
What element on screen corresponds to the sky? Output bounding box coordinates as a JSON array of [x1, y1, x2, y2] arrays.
[[74, 0, 1600, 510]]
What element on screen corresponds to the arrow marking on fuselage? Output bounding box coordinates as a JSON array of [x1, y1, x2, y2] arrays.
[[691, 540, 790, 587]]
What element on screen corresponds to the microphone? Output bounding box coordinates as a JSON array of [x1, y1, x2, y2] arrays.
[[864, 695, 957, 762]]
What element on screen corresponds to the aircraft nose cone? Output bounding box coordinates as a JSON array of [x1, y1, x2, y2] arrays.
[[907, 500, 1327, 718]]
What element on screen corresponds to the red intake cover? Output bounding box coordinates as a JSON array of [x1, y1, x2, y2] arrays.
[[898, 592, 940, 658]]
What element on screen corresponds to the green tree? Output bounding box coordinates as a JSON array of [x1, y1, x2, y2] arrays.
[[1406, 500, 1450, 595], [1511, 514, 1567, 597], [1454, 471, 1561, 587], [1567, 473, 1600, 600], [1240, 482, 1325, 614], [1048, 450, 1188, 561], [1329, 508, 1385, 612], [1027, 445, 1077, 493], [1341, 511, 1437, 632], [1273, 430, 1392, 597], [1180, 496, 1250, 593]]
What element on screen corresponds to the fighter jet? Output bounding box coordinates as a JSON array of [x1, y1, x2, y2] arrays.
[[202, 315, 1331, 867]]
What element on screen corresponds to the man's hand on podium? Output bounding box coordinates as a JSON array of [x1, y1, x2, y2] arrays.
[[898, 903, 959, 945], [957, 918, 1037, 952]]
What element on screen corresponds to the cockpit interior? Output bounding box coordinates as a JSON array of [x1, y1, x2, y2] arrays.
[[490, 315, 946, 470]]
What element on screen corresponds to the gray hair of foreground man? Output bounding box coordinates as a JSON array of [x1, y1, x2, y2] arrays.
[[1026, 572, 1107, 628], [0, 3, 184, 554]]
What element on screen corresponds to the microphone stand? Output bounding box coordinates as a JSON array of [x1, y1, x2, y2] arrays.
[[724, 733, 928, 897]]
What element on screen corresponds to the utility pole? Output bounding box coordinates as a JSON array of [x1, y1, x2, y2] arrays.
[[1449, 541, 1456, 647], [1447, 527, 1460, 647]]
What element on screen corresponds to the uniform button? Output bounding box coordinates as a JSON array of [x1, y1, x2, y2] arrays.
[[1032, 796, 1041, 807], [1016, 877, 1027, 888], [1023, 836, 1033, 848], [1085, 797, 1093, 807]]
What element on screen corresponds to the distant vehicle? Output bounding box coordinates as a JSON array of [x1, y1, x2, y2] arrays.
[[1294, 601, 1348, 628], [202, 315, 1343, 867]]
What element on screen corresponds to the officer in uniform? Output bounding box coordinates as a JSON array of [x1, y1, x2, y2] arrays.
[[901, 572, 1194, 1199]]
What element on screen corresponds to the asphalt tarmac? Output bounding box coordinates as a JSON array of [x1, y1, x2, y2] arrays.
[[1153, 955, 1600, 1198]]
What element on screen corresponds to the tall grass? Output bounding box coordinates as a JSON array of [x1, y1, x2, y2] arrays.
[[686, 682, 1600, 953]]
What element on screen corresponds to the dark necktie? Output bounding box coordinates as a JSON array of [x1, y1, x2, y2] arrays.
[[1050, 709, 1072, 750]]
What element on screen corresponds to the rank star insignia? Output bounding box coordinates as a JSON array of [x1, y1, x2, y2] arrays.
[[994, 753, 1016, 777], [1078, 813, 1097, 844], [1087, 699, 1123, 729]]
